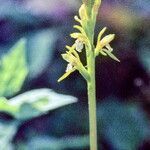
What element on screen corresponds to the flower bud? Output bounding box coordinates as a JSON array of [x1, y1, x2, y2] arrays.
[[82, 0, 88, 5], [99, 34, 115, 48], [70, 33, 81, 39], [97, 27, 107, 42], [79, 4, 88, 21], [62, 53, 77, 65], [74, 16, 82, 24]]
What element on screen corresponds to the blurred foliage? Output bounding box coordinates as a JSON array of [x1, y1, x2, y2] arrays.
[[0, 121, 17, 150], [138, 30, 150, 72], [98, 99, 150, 150], [26, 29, 58, 79], [0, 39, 78, 150], [0, 39, 28, 97], [17, 135, 89, 150], [15, 98, 150, 150], [0, 89, 77, 120]]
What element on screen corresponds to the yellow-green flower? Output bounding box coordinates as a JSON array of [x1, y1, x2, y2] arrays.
[[95, 27, 120, 62], [58, 45, 89, 82]]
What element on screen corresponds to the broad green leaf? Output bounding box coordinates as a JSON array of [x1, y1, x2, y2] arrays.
[[26, 29, 58, 79], [0, 39, 28, 97], [0, 89, 77, 120]]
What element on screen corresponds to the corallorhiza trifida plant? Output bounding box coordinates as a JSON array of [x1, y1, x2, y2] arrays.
[[58, 0, 120, 149]]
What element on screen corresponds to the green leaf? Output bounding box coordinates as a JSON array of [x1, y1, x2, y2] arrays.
[[0, 39, 28, 97], [26, 29, 58, 79], [0, 89, 77, 120], [0, 97, 18, 114], [103, 49, 120, 62]]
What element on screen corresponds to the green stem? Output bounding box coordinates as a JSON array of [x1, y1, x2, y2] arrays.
[[87, 50, 97, 150], [83, 1, 101, 149], [85, 5, 98, 149]]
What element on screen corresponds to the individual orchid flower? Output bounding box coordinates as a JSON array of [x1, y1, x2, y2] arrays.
[[58, 45, 89, 82], [95, 27, 120, 62]]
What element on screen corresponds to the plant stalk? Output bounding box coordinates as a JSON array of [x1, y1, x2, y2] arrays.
[[85, 2, 98, 148], [87, 49, 97, 150], [74, 0, 101, 149]]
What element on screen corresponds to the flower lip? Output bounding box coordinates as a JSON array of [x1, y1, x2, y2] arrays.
[[75, 39, 84, 52], [65, 63, 73, 72]]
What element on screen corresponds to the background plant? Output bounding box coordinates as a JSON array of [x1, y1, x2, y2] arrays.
[[0, 39, 81, 150]]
